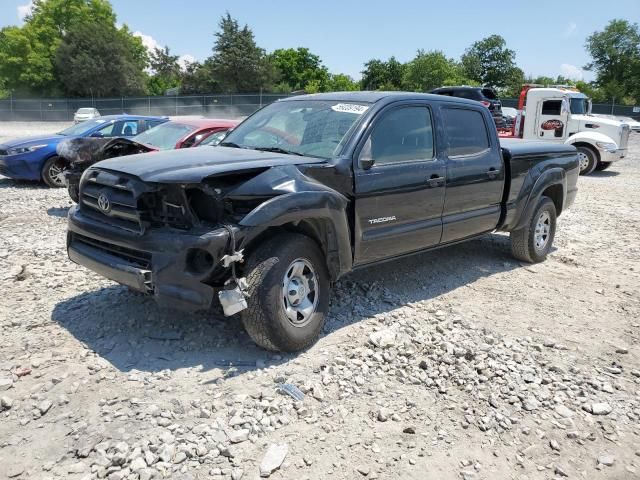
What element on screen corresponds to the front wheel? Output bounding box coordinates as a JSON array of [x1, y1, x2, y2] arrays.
[[577, 146, 598, 176], [240, 233, 330, 352], [41, 156, 68, 188], [510, 196, 557, 263]]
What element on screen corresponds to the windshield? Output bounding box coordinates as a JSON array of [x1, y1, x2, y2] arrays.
[[570, 97, 590, 114], [221, 100, 370, 159], [133, 122, 196, 150], [199, 130, 228, 146], [58, 118, 109, 136]]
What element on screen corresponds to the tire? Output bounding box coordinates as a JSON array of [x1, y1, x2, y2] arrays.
[[68, 183, 79, 203], [510, 196, 557, 263], [595, 161, 612, 171], [41, 156, 68, 188], [576, 146, 598, 176], [240, 233, 330, 352]]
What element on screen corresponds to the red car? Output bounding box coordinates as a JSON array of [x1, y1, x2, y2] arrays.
[[63, 118, 239, 202], [133, 118, 239, 150]]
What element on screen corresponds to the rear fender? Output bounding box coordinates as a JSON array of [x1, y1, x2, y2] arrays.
[[513, 168, 566, 231]]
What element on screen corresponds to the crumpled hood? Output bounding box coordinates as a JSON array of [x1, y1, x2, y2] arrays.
[[1, 134, 64, 148], [95, 146, 327, 183]]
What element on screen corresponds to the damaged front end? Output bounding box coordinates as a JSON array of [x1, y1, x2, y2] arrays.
[[67, 158, 351, 317], [58, 137, 155, 202]]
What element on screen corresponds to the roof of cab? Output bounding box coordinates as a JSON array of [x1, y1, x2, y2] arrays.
[[278, 91, 483, 108]]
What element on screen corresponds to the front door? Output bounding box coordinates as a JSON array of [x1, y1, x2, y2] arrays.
[[440, 105, 504, 243], [536, 97, 569, 141], [354, 105, 445, 265]]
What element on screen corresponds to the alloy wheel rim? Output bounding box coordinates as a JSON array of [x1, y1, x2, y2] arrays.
[[534, 211, 551, 251], [282, 258, 318, 327], [577, 151, 589, 172], [49, 161, 67, 186]]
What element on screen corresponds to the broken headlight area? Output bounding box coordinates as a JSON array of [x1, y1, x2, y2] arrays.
[[139, 186, 198, 230]]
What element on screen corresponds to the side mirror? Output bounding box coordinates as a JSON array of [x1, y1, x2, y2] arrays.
[[358, 138, 375, 170]]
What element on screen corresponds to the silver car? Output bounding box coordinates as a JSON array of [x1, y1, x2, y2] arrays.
[[73, 108, 100, 124]]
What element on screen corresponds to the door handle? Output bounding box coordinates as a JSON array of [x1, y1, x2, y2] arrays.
[[486, 168, 499, 178], [427, 175, 445, 187]]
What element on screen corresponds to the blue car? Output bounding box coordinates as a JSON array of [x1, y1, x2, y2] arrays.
[[0, 115, 168, 187]]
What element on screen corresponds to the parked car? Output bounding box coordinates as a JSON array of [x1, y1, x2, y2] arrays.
[[0, 115, 167, 187], [430, 86, 505, 128], [501, 106, 518, 130], [67, 92, 578, 352], [62, 118, 239, 202], [616, 116, 640, 133], [504, 86, 630, 174], [74, 108, 101, 123]]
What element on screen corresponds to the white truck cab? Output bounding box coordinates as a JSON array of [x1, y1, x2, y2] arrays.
[[512, 86, 630, 175]]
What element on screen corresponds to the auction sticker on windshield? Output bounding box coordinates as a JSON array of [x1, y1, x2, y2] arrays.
[[331, 103, 369, 114]]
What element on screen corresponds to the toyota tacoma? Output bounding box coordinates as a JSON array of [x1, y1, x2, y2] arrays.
[[66, 92, 579, 352]]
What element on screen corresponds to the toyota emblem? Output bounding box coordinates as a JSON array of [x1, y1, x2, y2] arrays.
[[97, 193, 111, 212]]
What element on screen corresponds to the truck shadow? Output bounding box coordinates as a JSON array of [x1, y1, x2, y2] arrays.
[[51, 233, 522, 374], [0, 177, 45, 189]]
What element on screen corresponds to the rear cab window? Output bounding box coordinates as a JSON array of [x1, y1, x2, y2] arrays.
[[442, 108, 490, 157]]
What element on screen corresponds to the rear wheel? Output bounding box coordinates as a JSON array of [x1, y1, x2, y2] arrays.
[[240, 233, 330, 352], [41, 156, 68, 188], [510, 196, 557, 263], [577, 146, 598, 176], [595, 161, 612, 171]]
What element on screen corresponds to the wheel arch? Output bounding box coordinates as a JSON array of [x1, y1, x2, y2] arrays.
[[238, 191, 353, 281], [514, 168, 566, 230]]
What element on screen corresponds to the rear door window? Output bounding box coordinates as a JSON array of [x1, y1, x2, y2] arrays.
[[442, 108, 490, 156]]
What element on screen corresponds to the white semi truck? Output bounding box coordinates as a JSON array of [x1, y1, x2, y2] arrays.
[[506, 85, 630, 175]]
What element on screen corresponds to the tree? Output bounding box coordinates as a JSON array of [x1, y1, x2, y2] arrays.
[[147, 46, 182, 95], [585, 19, 640, 102], [361, 57, 405, 90], [269, 47, 329, 91], [461, 35, 519, 89], [402, 50, 472, 92], [55, 21, 147, 96], [180, 60, 220, 94], [208, 13, 275, 93], [327, 73, 359, 91]]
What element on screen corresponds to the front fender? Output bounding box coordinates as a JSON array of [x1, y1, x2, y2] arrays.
[[565, 131, 617, 148], [239, 191, 352, 280]]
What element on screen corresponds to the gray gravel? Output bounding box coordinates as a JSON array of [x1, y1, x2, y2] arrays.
[[0, 125, 639, 479]]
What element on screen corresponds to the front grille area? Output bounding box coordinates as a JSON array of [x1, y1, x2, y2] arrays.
[[0, 149, 8, 156], [620, 125, 630, 150], [0, 165, 9, 176], [71, 232, 151, 269], [80, 169, 144, 233], [79, 168, 196, 233]]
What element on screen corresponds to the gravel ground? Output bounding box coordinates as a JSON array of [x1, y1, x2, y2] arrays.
[[0, 125, 639, 480]]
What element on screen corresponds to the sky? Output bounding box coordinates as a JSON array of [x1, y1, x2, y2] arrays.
[[2, 0, 640, 82]]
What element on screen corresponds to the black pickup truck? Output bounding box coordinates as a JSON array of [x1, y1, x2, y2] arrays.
[[67, 92, 579, 352]]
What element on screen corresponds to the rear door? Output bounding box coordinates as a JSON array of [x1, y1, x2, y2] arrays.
[[354, 103, 446, 265], [440, 105, 504, 243]]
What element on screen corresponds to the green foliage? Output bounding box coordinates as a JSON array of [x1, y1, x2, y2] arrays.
[[180, 60, 220, 95], [270, 48, 329, 92], [55, 21, 147, 96], [327, 73, 359, 91], [208, 13, 275, 93], [585, 19, 640, 102], [361, 57, 405, 90], [461, 35, 519, 89], [147, 47, 182, 95], [402, 50, 473, 92]]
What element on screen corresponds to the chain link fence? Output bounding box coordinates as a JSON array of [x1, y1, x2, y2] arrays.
[[0, 93, 292, 121], [0, 93, 638, 121]]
